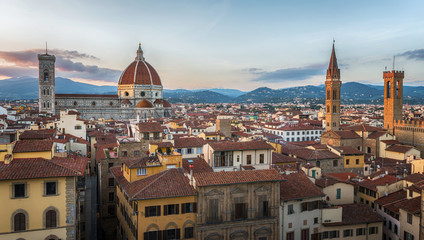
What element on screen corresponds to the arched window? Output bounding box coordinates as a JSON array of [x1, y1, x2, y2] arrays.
[[326, 90, 330, 100], [14, 213, 26, 231], [47, 102, 50, 108], [73, 101, 77, 106], [387, 81, 391, 98], [124, 91, 129, 96], [333, 90, 337, 100], [44, 70, 49, 81], [47, 89, 50, 95], [327, 105, 330, 113], [43, 102, 46, 108], [333, 106, 337, 113], [46, 210, 57, 228]]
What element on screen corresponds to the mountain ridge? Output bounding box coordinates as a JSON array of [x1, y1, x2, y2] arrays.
[[1, 77, 424, 104]]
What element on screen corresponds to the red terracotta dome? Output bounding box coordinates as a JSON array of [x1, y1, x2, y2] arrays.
[[136, 99, 153, 108], [154, 99, 163, 104], [118, 44, 162, 86], [163, 100, 172, 108]]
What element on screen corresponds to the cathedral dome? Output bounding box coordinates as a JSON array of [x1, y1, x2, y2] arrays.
[[118, 44, 162, 86], [163, 100, 172, 108], [136, 99, 153, 108]]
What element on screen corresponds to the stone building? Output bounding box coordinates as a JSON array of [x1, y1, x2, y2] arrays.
[[193, 169, 284, 240], [39, 44, 172, 120]]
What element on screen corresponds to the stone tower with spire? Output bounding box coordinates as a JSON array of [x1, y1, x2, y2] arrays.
[[383, 69, 404, 134], [325, 43, 341, 131], [38, 51, 56, 114]]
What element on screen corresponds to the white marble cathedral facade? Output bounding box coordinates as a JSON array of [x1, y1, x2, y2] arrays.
[[38, 44, 172, 120]]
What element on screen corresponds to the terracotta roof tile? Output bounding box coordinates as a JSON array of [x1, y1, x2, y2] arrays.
[[281, 172, 324, 200], [111, 167, 196, 200], [272, 152, 300, 164], [122, 156, 160, 168], [358, 175, 399, 191], [182, 158, 213, 174], [19, 129, 56, 140], [374, 189, 406, 206], [323, 204, 383, 226], [13, 139, 53, 153], [174, 137, 205, 148], [385, 144, 414, 153], [399, 196, 421, 214], [209, 140, 273, 151], [0, 157, 87, 180], [194, 169, 284, 187]]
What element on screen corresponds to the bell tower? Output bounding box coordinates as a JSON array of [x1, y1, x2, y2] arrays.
[[38, 51, 56, 114], [383, 70, 404, 133], [325, 42, 341, 131]]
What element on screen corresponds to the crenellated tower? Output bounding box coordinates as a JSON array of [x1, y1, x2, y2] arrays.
[[383, 70, 404, 134], [38, 52, 56, 113], [325, 43, 341, 131]]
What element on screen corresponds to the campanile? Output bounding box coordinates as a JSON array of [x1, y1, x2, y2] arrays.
[[325, 43, 341, 131]]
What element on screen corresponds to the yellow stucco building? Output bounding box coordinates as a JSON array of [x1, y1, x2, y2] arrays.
[[0, 157, 87, 240], [111, 165, 196, 240]]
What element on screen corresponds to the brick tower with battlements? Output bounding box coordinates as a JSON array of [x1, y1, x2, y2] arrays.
[[325, 43, 341, 131], [383, 70, 404, 134]]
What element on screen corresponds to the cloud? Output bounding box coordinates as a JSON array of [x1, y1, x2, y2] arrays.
[[250, 63, 326, 83], [398, 49, 424, 61], [0, 49, 120, 82]]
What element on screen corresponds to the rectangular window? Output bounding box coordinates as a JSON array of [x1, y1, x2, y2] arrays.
[[108, 178, 114, 187], [121, 151, 127, 157], [336, 188, 341, 199], [343, 229, 353, 237], [258, 195, 269, 217], [137, 168, 147, 176], [287, 232, 294, 240], [407, 213, 413, 224], [208, 199, 219, 223], [153, 132, 160, 139], [246, 155, 252, 164], [45, 181, 57, 196], [181, 203, 197, 214], [314, 217, 318, 224], [13, 183, 26, 198], [184, 227, 194, 239], [145, 206, 161, 217], [329, 231, 339, 238], [404, 231, 415, 240], [369, 226, 378, 235], [333, 160, 338, 167], [143, 133, 149, 140], [164, 228, 180, 240], [356, 228, 365, 236], [234, 202, 247, 220], [346, 159, 349, 165], [144, 231, 160, 240], [356, 159, 359, 164], [134, 150, 140, 156], [108, 205, 115, 216], [288, 204, 294, 215], [108, 192, 114, 202], [164, 204, 179, 215], [301, 229, 309, 240], [187, 148, 193, 154], [259, 154, 265, 164]]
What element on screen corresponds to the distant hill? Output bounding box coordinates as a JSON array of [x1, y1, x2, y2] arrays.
[[1, 77, 424, 104]]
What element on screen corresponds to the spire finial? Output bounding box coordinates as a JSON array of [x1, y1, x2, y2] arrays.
[[46, 41, 48, 55], [136, 42, 144, 61]]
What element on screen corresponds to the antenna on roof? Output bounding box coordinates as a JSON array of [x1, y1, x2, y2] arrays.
[[392, 56, 395, 70]]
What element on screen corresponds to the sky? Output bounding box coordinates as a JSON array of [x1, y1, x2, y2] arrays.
[[0, 0, 423, 91]]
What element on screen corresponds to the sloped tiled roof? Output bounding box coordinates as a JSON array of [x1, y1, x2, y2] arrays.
[[122, 156, 160, 168], [13, 139, 53, 153], [272, 152, 300, 164], [0, 157, 87, 180], [385, 144, 414, 153], [174, 137, 205, 148], [323, 204, 383, 226], [357, 175, 399, 191], [281, 172, 324, 201], [374, 189, 406, 206], [209, 140, 274, 151], [182, 158, 213, 174], [399, 196, 421, 214], [19, 129, 56, 140], [111, 167, 196, 200], [194, 169, 284, 187]]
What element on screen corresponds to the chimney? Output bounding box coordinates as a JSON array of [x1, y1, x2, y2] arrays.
[[189, 164, 194, 184]]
